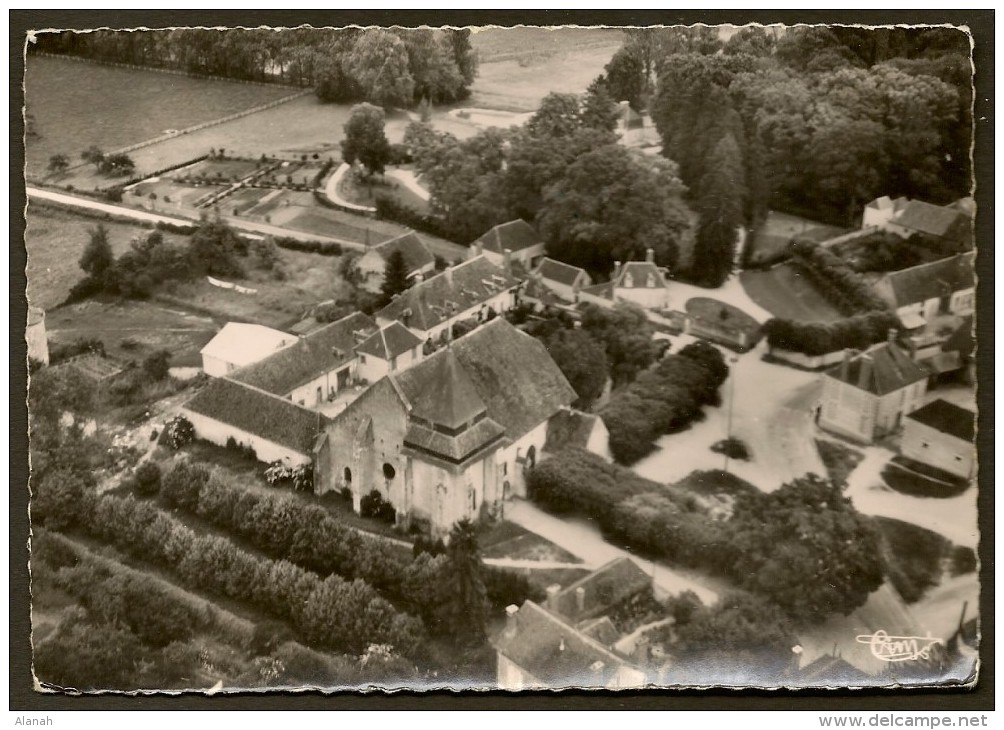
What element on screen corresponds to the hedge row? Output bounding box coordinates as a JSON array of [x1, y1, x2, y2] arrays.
[[374, 195, 459, 243], [600, 342, 730, 464], [77, 489, 424, 656], [790, 239, 890, 314], [762, 310, 902, 357], [271, 233, 345, 256]]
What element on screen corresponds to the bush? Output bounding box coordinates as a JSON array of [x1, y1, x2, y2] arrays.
[[374, 195, 457, 242], [790, 239, 891, 314], [710, 438, 751, 461], [763, 310, 901, 357], [133, 462, 162, 496], [164, 415, 195, 450], [161, 459, 210, 511], [271, 233, 343, 256], [360, 490, 396, 523]]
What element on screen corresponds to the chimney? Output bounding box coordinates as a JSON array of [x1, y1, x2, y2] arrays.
[[559, 638, 566, 652], [504, 604, 519, 639], [503, 248, 513, 273], [840, 349, 852, 381], [857, 354, 873, 390], [445, 266, 453, 287], [612, 261, 622, 281], [545, 584, 561, 611], [645, 248, 655, 264], [575, 586, 586, 614]]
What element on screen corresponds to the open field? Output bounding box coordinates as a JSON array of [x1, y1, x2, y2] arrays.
[[469, 27, 625, 112], [747, 210, 848, 265], [25, 55, 296, 178], [24, 204, 188, 310], [740, 264, 844, 323]]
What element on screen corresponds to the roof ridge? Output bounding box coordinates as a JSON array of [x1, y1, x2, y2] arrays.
[[507, 601, 639, 670]]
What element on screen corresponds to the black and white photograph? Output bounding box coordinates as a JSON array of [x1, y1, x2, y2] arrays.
[[18, 17, 983, 697]]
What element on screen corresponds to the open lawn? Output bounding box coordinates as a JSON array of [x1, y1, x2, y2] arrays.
[[25, 55, 296, 179], [338, 168, 432, 215], [129, 179, 226, 208], [746, 210, 848, 265], [740, 264, 844, 323], [24, 204, 188, 310]]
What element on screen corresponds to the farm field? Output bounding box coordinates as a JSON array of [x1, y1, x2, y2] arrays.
[[746, 210, 848, 265], [24, 204, 188, 310], [24, 55, 297, 179], [740, 264, 845, 323]]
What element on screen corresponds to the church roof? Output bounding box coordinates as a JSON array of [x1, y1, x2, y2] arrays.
[[395, 348, 487, 430]]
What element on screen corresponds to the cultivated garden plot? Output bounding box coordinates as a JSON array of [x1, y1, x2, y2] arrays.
[[19, 21, 982, 699]]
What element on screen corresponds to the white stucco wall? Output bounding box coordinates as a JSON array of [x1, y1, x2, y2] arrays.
[[202, 354, 236, 378], [901, 421, 975, 480], [181, 408, 310, 465], [498, 420, 549, 498], [614, 286, 670, 311], [356, 353, 390, 385]]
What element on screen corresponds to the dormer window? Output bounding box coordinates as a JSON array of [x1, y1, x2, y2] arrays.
[[646, 273, 656, 288]]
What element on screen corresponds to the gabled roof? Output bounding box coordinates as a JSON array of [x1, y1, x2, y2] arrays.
[[545, 409, 602, 454], [402, 417, 506, 466], [376, 255, 521, 333], [825, 342, 930, 396], [450, 318, 577, 439], [371, 231, 435, 275], [892, 200, 972, 241], [230, 312, 377, 396], [550, 557, 652, 623], [200, 323, 294, 367], [906, 399, 975, 442], [493, 601, 637, 688], [473, 219, 542, 255], [183, 377, 326, 454], [615, 261, 668, 290], [866, 195, 909, 214], [355, 321, 423, 361], [537, 257, 587, 288], [580, 281, 614, 300], [880, 253, 975, 308], [395, 348, 488, 430]]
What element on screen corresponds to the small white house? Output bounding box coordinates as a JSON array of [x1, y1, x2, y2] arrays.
[[901, 399, 976, 480], [579, 249, 671, 311], [201, 323, 295, 377], [470, 220, 547, 271]]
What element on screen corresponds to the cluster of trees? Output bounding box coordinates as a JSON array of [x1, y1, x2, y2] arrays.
[[600, 341, 729, 464], [70, 217, 281, 303], [579, 302, 663, 387], [79, 145, 136, 177], [528, 451, 886, 624], [762, 310, 902, 357], [407, 91, 692, 274], [33, 27, 478, 109], [833, 230, 971, 273], [789, 239, 891, 314]]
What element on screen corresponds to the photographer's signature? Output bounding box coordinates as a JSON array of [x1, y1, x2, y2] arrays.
[[855, 630, 943, 662]]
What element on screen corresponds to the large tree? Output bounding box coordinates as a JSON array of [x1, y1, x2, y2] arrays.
[[344, 29, 415, 109], [537, 144, 691, 277], [380, 248, 411, 305], [580, 301, 661, 387], [543, 327, 609, 410], [441, 519, 488, 647], [691, 133, 746, 286], [341, 103, 392, 178], [79, 225, 114, 284], [602, 47, 647, 111]]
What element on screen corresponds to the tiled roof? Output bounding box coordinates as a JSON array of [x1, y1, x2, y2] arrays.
[[395, 348, 488, 430], [493, 601, 636, 689], [580, 281, 614, 300], [402, 417, 506, 465], [473, 219, 542, 254], [230, 312, 377, 396], [550, 558, 652, 623], [892, 200, 972, 241], [183, 378, 326, 455], [200, 323, 294, 367], [615, 261, 669, 290], [376, 255, 521, 333], [355, 321, 423, 361], [545, 409, 601, 454], [536, 257, 586, 287], [825, 342, 930, 396], [881, 253, 975, 308], [906, 399, 975, 442], [577, 616, 620, 646], [371, 231, 436, 275]]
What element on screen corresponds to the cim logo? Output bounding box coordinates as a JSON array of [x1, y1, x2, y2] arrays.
[[855, 630, 944, 663]]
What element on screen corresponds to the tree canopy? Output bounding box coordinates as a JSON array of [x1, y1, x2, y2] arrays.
[[342, 103, 392, 177], [380, 248, 411, 305]]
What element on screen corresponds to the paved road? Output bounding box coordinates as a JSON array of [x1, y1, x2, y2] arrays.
[[505, 499, 720, 605]]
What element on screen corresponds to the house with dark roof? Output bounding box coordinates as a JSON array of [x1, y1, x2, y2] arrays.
[[229, 312, 378, 407], [819, 333, 930, 443], [355, 320, 425, 384], [533, 257, 592, 302], [579, 249, 671, 311], [181, 377, 327, 465], [470, 219, 546, 270], [358, 231, 436, 293], [901, 399, 976, 480], [873, 253, 976, 327], [376, 255, 522, 345], [314, 318, 576, 533], [885, 200, 973, 245]]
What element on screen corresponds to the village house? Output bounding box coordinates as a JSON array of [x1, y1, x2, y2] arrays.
[[357, 231, 436, 293], [872, 252, 976, 330], [354, 320, 425, 384], [470, 219, 546, 270], [901, 399, 976, 481], [200, 322, 295, 377], [26, 306, 49, 365], [532, 257, 592, 302], [376, 255, 522, 347], [863, 196, 973, 247], [494, 558, 653, 690], [313, 317, 576, 534], [579, 249, 671, 311], [227, 312, 379, 408], [818, 333, 930, 443]]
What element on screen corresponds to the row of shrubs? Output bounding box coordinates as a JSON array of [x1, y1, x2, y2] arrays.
[[156, 459, 536, 629], [790, 239, 891, 314], [374, 195, 459, 243], [72, 486, 425, 656], [600, 341, 730, 464], [762, 310, 902, 357], [270, 233, 345, 256]]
